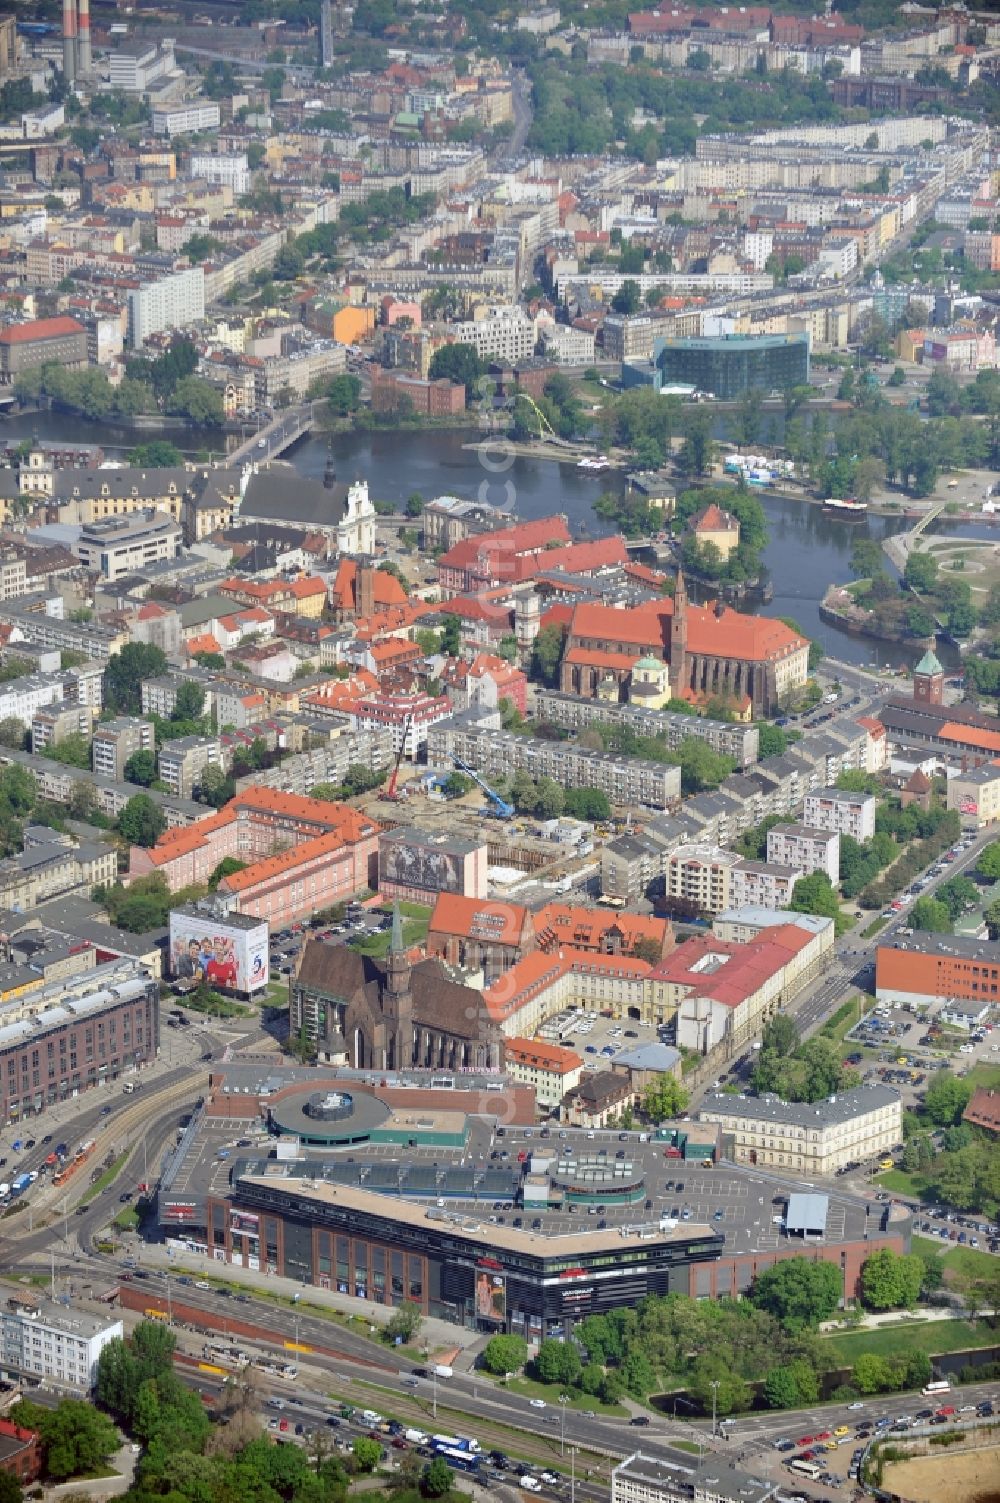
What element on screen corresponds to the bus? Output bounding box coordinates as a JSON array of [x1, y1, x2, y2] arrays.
[[144, 1308, 169, 1321], [788, 1461, 823, 1481], [432, 1446, 481, 1475], [922, 1381, 951, 1397]]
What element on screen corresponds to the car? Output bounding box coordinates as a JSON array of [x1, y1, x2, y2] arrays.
[[796, 1437, 814, 1447], [834, 1427, 850, 1437], [847, 1403, 865, 1411], [935, 1407, 955, 1417], [630, 1417, 650, 1427], [100, 1106, 112, 1116], [529, 1399, 546, 1409], [815, 1432, 832, 1442], [929, 1416, 948, 1426], [119, 1191, 133, 1203], [776, 1441, 796, 1453]]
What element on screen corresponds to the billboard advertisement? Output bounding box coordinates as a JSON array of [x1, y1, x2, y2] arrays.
[[168, 911, 268, 995], [475, 1270, 505, 1325], [380, 837, 465, 897]]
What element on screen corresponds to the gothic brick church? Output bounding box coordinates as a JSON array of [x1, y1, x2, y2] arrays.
[[290, 908, 504, 1072], [558, 571, 808, 717]]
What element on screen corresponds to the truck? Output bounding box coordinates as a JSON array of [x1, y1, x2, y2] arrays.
[[10, 1173, 31, 1197], [404, 1429, 429, 1446], [432, 1364, 454, 1379]]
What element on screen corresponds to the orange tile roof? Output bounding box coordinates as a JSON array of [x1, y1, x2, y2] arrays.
[[185, 632, 222, 657], [563, 646, 644, 671], [439, 516, 571, 570], [142, 808, 234, 865], [505, 1036, 583, 1073], [534, 903, 670, 955], [568, 598, 807, 664], [428, 892, 530, 946], [289, 576, 326, 599], [332, 558, 407, 612], [0, 315, 84, 344], [939, 721, 1000, 754], [483, 949, 651, 1022], [231, 785, 380, 840]]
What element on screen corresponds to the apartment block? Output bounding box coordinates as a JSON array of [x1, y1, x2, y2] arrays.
[[503, 1037, 584, 1111], [0, 826, 117, 911], [664, 844, 738, 915], [728, 859, 800, 912], [765, 821, 840, 883], [30, 700, 95, 754], [428, 715, 682, 812], [803, 787, 877, 842], [157, 735, 222, 799], [152, 102, 221, 136], [127, 267, 205, 347], [93, 717, 155, 782], [534, 690, 759, 769]]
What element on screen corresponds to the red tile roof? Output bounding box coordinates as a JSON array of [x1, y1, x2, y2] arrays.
[[439, 515, 571, 570], [428, 892, 531, 947], [651, 924, 813, 1008], [940, 721, 1000, 754], [0, 315, 85, 344], [505, 1036, 583, 1073]]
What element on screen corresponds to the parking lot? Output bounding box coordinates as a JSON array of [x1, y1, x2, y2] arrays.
[[537, 1007, 666, 1073]]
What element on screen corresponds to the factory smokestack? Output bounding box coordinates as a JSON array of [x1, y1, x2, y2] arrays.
[[62, 0, 76, 81], [77, 0, 91, 76]]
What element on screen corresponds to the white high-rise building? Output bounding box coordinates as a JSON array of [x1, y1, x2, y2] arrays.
[[189, 153, 251, 195], [0, 1298, 122, 1391], [127, 267, 205, 347]]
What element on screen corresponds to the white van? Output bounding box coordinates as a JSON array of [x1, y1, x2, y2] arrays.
[[123, 1081, 139, 1094], [522, 1477, 542, 1492]]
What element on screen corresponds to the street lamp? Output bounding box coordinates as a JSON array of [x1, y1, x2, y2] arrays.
[[710, 1379, 720, 1439], [569, 1445, 577, 1503], [558, 1394, 570, 1457]]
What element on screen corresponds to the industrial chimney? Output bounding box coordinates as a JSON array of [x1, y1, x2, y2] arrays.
[[62, 0, 76, 81], [77, 0, 91, 76]]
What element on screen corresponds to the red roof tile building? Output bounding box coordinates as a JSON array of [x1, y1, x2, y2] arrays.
[[438, 515, 572, 593], [559, 570, 808, 716], [0, 315, 88, 379]]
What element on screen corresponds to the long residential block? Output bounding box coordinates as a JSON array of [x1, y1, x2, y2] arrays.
[[533, 689, 759, 769]]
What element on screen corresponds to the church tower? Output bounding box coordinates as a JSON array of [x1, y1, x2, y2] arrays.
[[669, 567, 689, 698], [382, 903, 412, 1070], [913, 648, 944, 706]]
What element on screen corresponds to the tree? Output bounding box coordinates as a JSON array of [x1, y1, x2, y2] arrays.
[[428, 342, 486, 395], [677, 407, 715, 477], [534, 1338, 581, 1386], [924, 1071, 973, 1128], [325, 374, 361, 415], [166, 376, 225, 426], [852, 1353, 895, 1394], [860, 1249, 924, 1311], [0, 1473, 20, 1503], [903, 551, 939, 593], [193, 650, 226, 670], [118, 794, 166, 848], [689, 1357, 750, 1416], [849, 537, 884, 580], [535, 776, 565, 819], [763, 1362, 817, 1409], [384, 1300, 422, 1344], [936, 876, 978, 922], [984, 896, 1000, 942], [641, 1076, 689, 1120], [13, 1398, 119, 1482], [209, 856, 247, 891], [421, 1457, 453, 1497], [129, 440, 184, 467], [977, 842, 1000, 882], [910, 895, 951, 933], [124, 750, 157, 787], [196, 764, 234, 808], [352, 1437, 382, 1473], [174, 681, 205, 721], [750, 1257, 842, 1332], [611, 279, 641, 315], [760, 1013, 799, 1058], [481, 1334, 528, 1376], [104, 643, 168, 714], [439, 614, 462, 657], [529, 623, 565, 686], [0, 717, 25, 750], [789, 871, 841, 925]]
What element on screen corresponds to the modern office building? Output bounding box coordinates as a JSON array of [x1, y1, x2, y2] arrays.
[[189, 153, 251, 195], [653, 333, 810, 398], [876, 933, 1000, 1006], [698, 1084, 902, 1175], [74, 509, 182, 580], [152, 102, 222, 136], [612, 1453, 776, 1503]]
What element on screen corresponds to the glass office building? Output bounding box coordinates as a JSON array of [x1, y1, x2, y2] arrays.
[[654, 333, 810, 398]]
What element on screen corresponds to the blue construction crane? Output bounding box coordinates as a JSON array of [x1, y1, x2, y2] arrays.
[[453, 756, 514, 819]]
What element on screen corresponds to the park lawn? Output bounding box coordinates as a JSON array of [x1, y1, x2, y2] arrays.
[[823, 1317, 997, 1368], [351, 917, 428, 958], [962, 1061, 1000, 1092], [875, 1168, 929, 1198], [913, 1237, 999, 1284], [503, 1374, 627, 1417]]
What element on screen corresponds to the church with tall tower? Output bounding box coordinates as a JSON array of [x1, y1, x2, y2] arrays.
[[290, 905, 504, 1072]]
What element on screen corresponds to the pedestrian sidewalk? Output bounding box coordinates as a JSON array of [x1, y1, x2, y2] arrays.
[[138, 1240, 481, 1355]]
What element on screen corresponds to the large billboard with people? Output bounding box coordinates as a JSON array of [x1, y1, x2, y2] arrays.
[[168, 911, 268, 995]]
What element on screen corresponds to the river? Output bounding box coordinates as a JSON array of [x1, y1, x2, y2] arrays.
[[0, 412, 938, 667]]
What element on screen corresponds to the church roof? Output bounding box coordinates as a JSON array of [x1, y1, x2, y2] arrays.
[[914, 649, 943, 676], [635, 654, 665, 671], [295, 938, 493, 1040]]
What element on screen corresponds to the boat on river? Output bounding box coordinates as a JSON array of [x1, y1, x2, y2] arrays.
[[823, 497, 868, 519]]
